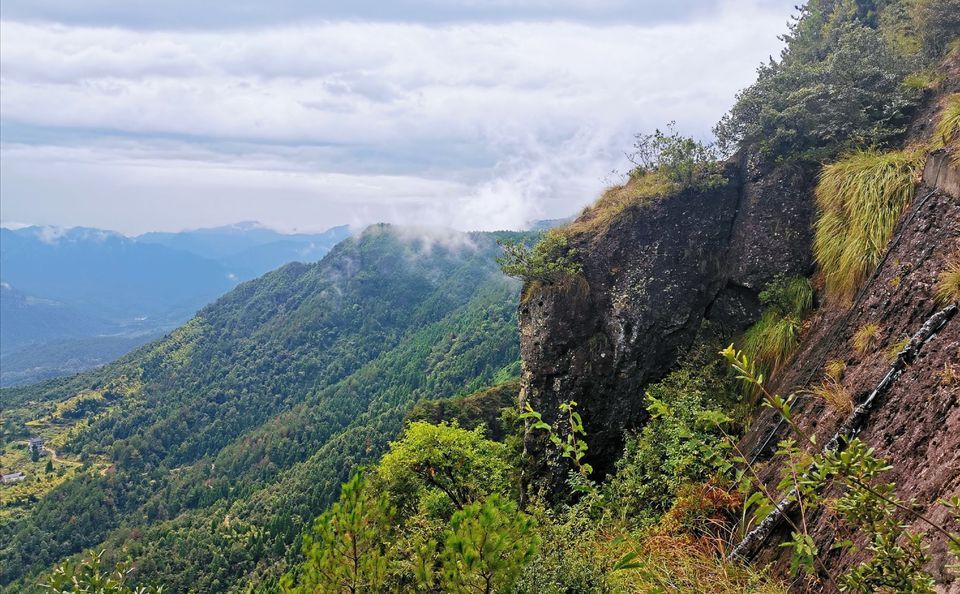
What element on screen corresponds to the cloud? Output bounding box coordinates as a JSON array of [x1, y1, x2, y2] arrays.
[[0, 1, 793, 234]]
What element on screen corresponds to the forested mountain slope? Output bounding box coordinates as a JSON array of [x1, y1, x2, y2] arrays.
[[0, 225, 523, 591]]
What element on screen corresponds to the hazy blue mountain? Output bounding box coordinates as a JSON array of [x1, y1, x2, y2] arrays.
[[136, 222, 352, 277], [0, 223, 351, 385]]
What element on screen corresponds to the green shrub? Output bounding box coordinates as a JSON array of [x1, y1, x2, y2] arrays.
[[911, 0, 960, 59], [497, 230, 582, 284], [814, 148, 925, 301], [377, 421, 510, 516], [41, 550, 162, 594], [627, 122, 724, 189], [607, 365, 735, 526]]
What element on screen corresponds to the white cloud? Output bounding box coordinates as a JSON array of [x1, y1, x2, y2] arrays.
[[0, 0, 791, 234]]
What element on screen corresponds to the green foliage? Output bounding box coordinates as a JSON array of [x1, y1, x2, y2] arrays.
[[377, 421, 511, 514], [41, 550, 162, 594], [627, 121, 725, 189], [814, 148, 924, 301], [721, 347, 953, 592], [741, 276, 814, 377], [496, 230, 582, 285], [607, 366, 736, 526], [1, 227, 521, 592], [715, 3, 921, 161], [282, 472, 393, 594], [521, 400, 593, 481], [911, 0, 960, 60], [438, 494, 539, 594], [404, 380, 519, 441]]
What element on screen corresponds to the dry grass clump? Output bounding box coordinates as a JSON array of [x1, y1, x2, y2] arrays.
[[824, 359, 847, 381], [563, 171, 676, 238], [605, 533, 786, 594], [814, 149, 926, 302], [935, 93, 960, 165], [852, 323, 881, 354], [935, 251, 960, 304], [809, 377, 854, 415]]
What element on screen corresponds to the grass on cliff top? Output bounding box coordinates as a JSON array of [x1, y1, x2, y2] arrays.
[[935, 93, 960, 166], [563, 171, 677, 238], [813, 148, 926, 302]]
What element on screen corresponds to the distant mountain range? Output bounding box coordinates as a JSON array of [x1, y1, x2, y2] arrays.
[[0, 222, 351, 385]]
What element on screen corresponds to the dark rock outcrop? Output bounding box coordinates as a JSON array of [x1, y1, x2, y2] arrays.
[[520, 159, 817, 494]]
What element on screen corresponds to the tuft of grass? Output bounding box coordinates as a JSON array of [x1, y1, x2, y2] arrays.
[[886, 336, 911, 362], [809, 377, 853, 415], [824, 359, 847, 381], [935, 252, 960, 304], [852, 323, 881, 354], [563, 171, 676, 238], [740, 277, 814, 378], [741, 310, 803, 377], [935, 93, 960, 165], [940, 363, 959, 386], [814, 149, 926, 302]]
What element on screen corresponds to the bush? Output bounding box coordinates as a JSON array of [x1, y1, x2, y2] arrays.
[[376, 421, 510, 516], [496, 230, 582, 284], [607, 365, 735, 526], [627, 122, 724, 188], [814, 148, 925, 301], [912, 0, 960, 59]]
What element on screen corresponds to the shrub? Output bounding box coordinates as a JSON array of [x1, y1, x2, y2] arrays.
[[853, 323, 882, 353], [936, 252, 960, 304], [715, 24, 919, 161], [814, 148, 925, 301], [377, 421, 510, 515], [41, 550, 162, 594], [911, 0, 960, 60], [627, 122, 724, 189], [607, 365, 734, 526], [496, 230, 582, 285]]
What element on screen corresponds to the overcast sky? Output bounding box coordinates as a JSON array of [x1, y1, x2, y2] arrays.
[[0, 1, 795, 235]]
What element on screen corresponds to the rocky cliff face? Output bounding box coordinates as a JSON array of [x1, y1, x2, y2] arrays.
[[739, 151, 960, 590], [519, 159, 817, 493]]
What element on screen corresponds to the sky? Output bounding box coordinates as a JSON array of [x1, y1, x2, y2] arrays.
[[0, 0, 795, 235]]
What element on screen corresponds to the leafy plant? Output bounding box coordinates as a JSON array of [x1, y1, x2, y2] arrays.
[[814, 148, 925, 301], [521, 400, 593, 481], [720, 347, 958, 591], [377, 421, 510, 514], [627, 122, 724, 189], [497, 231, 582, 285], [41, 550, 162, 594]]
